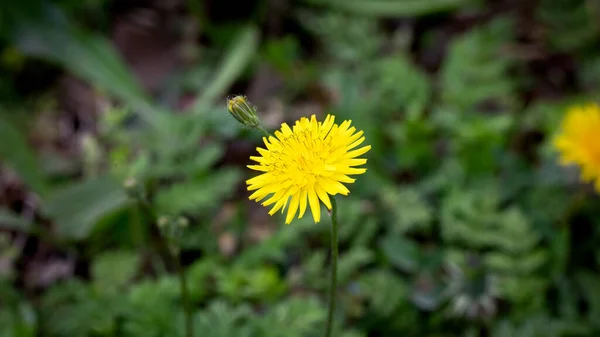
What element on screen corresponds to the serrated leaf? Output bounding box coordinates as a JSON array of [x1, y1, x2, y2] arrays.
[[258, 297, 325, 337], [155, 168, 241, 215], [195, 301, 254, 337], [124, 277, 181, 337], [485, 250, 547, 275], [337, 247, 374, 282], [237, 220, 316, 266], [358, 270, 408, 316], [40, 279, 123, 337], [380, 186, 433, 234], [298, 12, 383, 64], [44, 175, 130, 239], [491, 315, 591, 337], [440, 17, 516, 111], [368, 55, 432, 115], [379, 235, 420, 273], [151, 142, 224, 178]]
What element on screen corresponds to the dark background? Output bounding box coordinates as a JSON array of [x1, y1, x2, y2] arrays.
[[1, 0, 600, 336]]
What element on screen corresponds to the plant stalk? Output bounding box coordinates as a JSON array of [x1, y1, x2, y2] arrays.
[[131, 184, 194, 337], [257, 125, 271, 138], [174, 250, 193, 337], [325, 196, 339, 337]]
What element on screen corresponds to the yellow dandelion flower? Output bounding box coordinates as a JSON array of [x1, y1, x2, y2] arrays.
[[246, 114, 370, 224], [553, 103, 600, 192]]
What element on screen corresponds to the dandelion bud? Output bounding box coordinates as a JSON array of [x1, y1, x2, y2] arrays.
[[177, 217, 189, 228], [123, 176, 142, 200], [157, 216, 170, 229], [226, 95, 261, 127]]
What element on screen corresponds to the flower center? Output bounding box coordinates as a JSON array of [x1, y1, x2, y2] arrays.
[[278, 131, 334, 186]]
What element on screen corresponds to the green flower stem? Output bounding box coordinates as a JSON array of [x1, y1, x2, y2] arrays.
[[325, 196, 339, 337], [136, 194, 194, 337], [174, 251, 193, 337], [257, 124, 271, 138], [155, 229, 193, 337]]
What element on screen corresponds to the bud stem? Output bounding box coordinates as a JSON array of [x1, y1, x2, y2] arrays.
[[257, 125, 272, 138]]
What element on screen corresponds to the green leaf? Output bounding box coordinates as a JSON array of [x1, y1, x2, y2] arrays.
[[440, 17, 517, 112], [537, 0, 600, 52], [91, 250, 140, 292], [190, 25, 260, 114], [485, 250, 547, 275], [258, 297, 326, 337], [298, 13, 383, 64], [335, 197, 374, 244], [440, 184, 549, 306], [5, 1, 164, 129], [151, 142, 224, 179], [379, 186, 433, 234], [337, 247, 374, 283], [44, 175, 130, 240], [379, 235, 420, 273], [368, 55, 432, 115], [491, 314, 591, 337], [303, 0, 478, 17], [0, 301, 37, 337], [40, 279, 124, 337], [236, 220, 316, 266], [0, 117, 49, 196], [155, 168, 241, 215], [195, 301, 254, 337], [187, 258, 220, 302], [358, 270, 410, 317], [216, 265, 286, 302], [124, 277, 181, 337]]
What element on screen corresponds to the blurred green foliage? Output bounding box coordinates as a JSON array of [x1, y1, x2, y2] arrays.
[[1, 0, 600, 336]]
